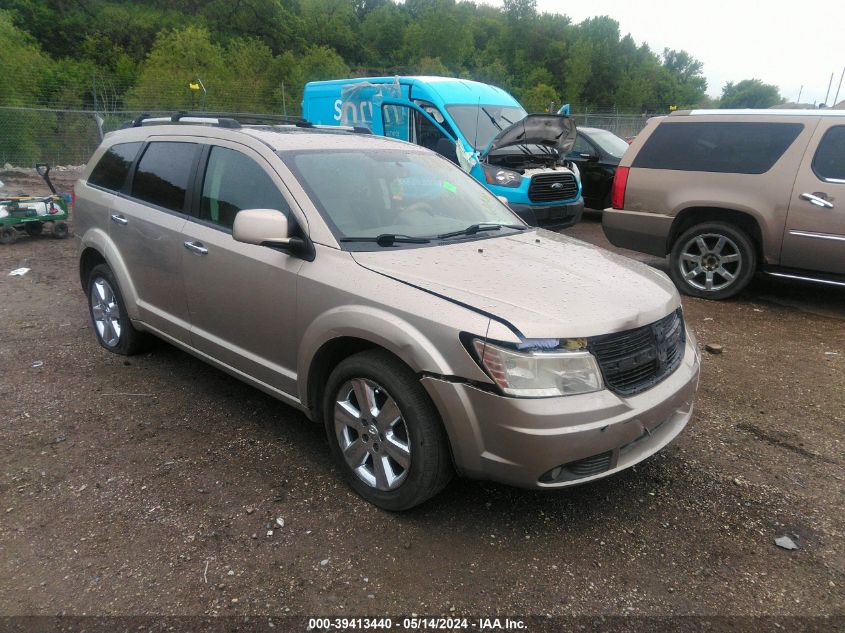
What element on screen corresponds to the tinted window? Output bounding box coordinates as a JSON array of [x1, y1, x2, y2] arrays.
[[131, 142, 198, 212], [812, 125, 845, 181], [88, 142, 142, 191], [633, 121, 803, 174], [200, 147, 290, 230]]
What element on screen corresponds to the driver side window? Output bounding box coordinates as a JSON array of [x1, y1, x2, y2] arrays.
[[200, 146, 291, 230]]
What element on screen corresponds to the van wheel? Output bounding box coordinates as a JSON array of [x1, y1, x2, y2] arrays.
[[323, 350, 452, 511], [669, 222, 756, 300], [87, 263, 149, 355]]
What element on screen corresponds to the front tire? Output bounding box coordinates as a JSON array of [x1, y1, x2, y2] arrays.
[[323, 350, 452, 511], [87, 263, 149, 355], [669, 221, 756, 300]]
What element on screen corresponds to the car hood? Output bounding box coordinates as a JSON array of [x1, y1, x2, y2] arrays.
[[351, 230, 680, 339], [482, 114, 577, 157]]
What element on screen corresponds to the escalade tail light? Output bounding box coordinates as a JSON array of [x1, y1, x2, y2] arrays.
[[610, 166, 629, 210]]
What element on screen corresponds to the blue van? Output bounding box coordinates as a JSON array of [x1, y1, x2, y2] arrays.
[[302, 76, 584, 229]]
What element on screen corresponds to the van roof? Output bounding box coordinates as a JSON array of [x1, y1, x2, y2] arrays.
[[673, 108, 845, 117], [305, 76, 520, 107]]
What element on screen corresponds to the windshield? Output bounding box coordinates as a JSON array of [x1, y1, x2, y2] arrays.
[[446, 104, 527, 150], [279, 149, 522, 246], [587, 129, 630, 159]]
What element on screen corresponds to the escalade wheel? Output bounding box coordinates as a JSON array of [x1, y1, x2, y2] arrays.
[[669, 222, 756, 300], [323, 350, 452, 511], [87, 263, 149, 355]]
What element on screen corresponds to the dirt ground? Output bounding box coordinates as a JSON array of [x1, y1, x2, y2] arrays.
[[1, 168, 843, 623]]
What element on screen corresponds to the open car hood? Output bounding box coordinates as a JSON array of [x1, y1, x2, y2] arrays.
[[482, 114, 577, 157]]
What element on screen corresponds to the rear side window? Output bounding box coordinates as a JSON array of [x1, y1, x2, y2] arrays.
[[88, 142, 142, 191], [200, 147, 290, 230], [632, 121, 803, 174], [131, 142, 198, 212], [812, 126, 845, 181]]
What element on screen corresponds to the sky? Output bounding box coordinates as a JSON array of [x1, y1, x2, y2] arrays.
[[480, 0, 845, 104]]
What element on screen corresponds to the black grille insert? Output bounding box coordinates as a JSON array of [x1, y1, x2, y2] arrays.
[[589, 310, 685, 396], [527, 172, 579, 202]]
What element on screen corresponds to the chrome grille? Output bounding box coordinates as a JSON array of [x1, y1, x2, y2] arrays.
[[589, 310, 685, 396], [527, 172, 579, 202]]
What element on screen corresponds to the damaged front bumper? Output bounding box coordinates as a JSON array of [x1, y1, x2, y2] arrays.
[[421, 330, 701, 489]]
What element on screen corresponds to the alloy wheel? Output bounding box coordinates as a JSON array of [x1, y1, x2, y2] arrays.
[[90, 277, 122, 347], [677, 232, 742, 292], [334, 378, 411, 491]]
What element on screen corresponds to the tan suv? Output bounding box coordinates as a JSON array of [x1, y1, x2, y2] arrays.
[[603, 109, 845, 299], [74, 114, 700, 510]]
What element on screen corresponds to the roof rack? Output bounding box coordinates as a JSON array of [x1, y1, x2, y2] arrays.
[[125, 111, 306, 129], [122, 112, 373, 134]]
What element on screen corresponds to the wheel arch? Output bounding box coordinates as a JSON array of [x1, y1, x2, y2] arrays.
[[79, 247, 107, 290], [669, 207, 765, 264], [298, 307, 477, 423], [77, 229, 141, 319]]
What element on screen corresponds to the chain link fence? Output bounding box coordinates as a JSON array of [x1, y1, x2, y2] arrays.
[[0, 106, 656, 168], [570, 112, 651, 140]]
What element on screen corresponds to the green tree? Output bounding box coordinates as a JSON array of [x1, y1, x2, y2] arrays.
[[720, 79, 783, 109], [126, 27, 227, 110], [522, 83, 557, 112]]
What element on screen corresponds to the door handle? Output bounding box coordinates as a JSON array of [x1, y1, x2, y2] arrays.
[[800, 192, 834, 209], [110, 213, 128, 225], [183, 241, 209, 255]]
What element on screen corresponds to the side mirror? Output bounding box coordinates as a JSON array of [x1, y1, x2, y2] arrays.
[[233, 209, 290, 246], [234, 209, 315, 261]]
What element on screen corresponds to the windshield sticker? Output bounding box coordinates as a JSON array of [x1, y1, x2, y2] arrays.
[[442, 181, 457, 194]]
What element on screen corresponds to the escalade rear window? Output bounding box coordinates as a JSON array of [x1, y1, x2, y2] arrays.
[[88, 142, 143, 191], [632, 121, 803, 174]]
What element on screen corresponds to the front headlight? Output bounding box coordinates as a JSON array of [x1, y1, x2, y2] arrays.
[[472, 339, 603, 397], [482, 165, 522, 188]]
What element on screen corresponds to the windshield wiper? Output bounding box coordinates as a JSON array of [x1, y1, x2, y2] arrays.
[[340, 234, 431, 247], [437, 223, 526, 240], [480, 107, 503, 131]]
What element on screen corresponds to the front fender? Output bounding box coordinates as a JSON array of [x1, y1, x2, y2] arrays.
[[296, 304, 490, 408]]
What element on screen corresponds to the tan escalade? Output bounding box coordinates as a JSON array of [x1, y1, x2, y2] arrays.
[[603, 109, 845, 299], [74, 114, 701, 510]]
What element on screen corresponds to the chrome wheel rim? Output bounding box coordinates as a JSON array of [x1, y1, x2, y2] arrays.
[[678, 233, 742, 292], [90, 277, 122, 347], [334, 378, 411, 491]]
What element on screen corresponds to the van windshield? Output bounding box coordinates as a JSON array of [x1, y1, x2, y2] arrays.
[[279, 148, 523, 247], [446, 105, 527, 150]]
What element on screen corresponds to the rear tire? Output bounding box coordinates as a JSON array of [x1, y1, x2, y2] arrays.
[[87, 263, 150, 355], [669, 221, 756, 300], [0, 226, 16, 245], [323, 350, 453, 511]]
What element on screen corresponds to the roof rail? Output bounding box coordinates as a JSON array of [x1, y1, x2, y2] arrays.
[[124, 111, 308, 129], [119, 112, 374, 134]]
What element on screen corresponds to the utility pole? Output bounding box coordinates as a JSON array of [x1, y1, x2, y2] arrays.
[[823, 72, 834, 106], [797, 85, 803, 104], [282, 81, 287, 116], [834, 67, 845, 107]]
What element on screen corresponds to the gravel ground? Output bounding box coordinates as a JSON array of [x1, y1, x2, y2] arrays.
[[1, 170, 843, 623]]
